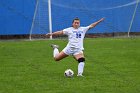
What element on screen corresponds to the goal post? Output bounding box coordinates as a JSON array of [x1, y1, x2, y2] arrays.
[[29, 0, 39, 40], [128, 0, 140, 37], [48, 0, 52, 39], [29, 0, 52, 40]]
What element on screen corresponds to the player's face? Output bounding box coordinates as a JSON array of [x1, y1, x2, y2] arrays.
[[72, 20, 80, 29]]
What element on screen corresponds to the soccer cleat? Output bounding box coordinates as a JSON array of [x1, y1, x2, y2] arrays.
[[77, 73, 84, 77], [50, 44, 59, 49]]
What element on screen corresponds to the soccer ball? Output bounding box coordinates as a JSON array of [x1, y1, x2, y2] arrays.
[[64, 69, 74, 77]]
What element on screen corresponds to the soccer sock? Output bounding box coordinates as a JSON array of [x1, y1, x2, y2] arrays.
[[78, 62, 85, 75], [53, 48, 59, 58]]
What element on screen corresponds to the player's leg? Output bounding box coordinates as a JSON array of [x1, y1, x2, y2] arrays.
[[74, 52, 85, 76], [51, 44, 59, 58], [54, 51, 68, 61], [51, 44, 68, 61]]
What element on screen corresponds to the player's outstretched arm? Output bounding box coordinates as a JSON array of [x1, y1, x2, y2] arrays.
[[89, 18, 105, 29], [46, 30, 63, 37]]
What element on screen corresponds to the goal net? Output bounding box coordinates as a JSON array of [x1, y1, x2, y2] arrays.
[[29, 0, 49, 40], [30, 0, 140, 40]]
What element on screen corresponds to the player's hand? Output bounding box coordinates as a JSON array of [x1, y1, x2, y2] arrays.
[[46, 33, 52, 38], [46, 33, 52, 36], [100, 18, 105, 22]]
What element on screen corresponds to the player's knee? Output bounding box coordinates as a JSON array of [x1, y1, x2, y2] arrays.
[[77, 57, 85, 63], [54, 57, 60, 61]]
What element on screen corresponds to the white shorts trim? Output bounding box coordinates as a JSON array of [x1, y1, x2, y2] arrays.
[[62, 47, 83, 56]]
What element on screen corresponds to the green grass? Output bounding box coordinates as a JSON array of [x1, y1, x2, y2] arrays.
[[0, 38, 140, 93]]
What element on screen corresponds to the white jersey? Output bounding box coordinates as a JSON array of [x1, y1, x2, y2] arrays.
[[63, 26, 90, 50]]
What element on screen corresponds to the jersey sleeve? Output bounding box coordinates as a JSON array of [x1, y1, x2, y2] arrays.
[[83, 26, 90, 32], [63, 28, 69, 35]]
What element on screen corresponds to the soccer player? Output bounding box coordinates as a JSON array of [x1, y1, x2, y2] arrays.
[[46, 17, 105, 76]]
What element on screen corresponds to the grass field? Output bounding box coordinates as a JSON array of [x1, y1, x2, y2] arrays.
[[0, 38, 140, 93]]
